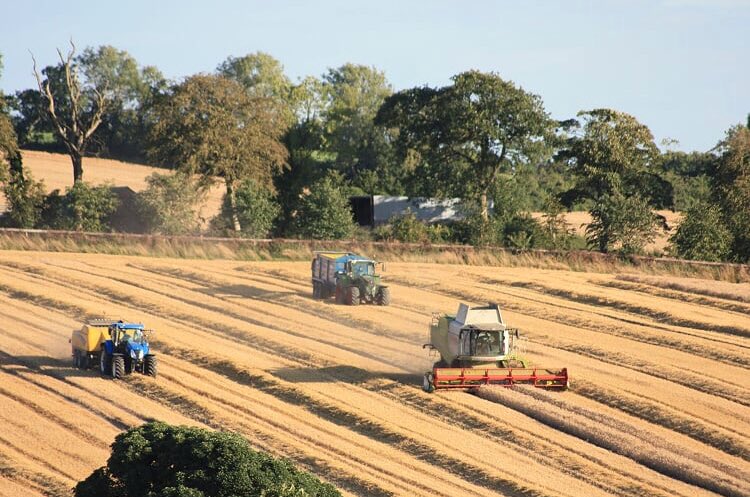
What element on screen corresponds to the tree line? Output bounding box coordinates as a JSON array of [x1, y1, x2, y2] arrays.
[[0, 44, 748, 262]]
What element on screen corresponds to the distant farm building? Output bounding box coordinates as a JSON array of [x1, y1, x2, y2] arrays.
[[349, 195, 467, 227]]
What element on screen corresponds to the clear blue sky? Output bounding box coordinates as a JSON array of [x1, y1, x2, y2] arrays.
[[1, 0, 748, 152]]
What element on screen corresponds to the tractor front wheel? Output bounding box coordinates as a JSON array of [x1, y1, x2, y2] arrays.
[[144, 355, 158, 377], [348, 286, 360, 306], [112, 355, 125, 379], [100, 349, 111, 376], [376, 287, 391, 306]]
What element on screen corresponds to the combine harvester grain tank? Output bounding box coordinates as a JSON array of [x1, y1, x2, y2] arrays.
[[422, 303, 568, 392]]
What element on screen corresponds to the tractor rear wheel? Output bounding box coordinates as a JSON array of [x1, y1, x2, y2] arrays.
[[335, 286, 344, 304], [112, 355, 125, 379], [100, 349, 111, 376], [376, 287, 391, 306], [144, 355, 158, 377], [348, 286, 360, 306]]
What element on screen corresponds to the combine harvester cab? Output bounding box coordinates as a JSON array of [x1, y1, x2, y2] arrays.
[[422, 303, 568, 392], [311, 251, 390, 306], [71, 320, 157, 379]]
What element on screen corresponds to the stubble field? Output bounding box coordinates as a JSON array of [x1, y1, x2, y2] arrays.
[[0, 250, 748, 497]]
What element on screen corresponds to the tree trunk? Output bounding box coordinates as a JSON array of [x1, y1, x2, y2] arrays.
[[480, 191, 490, 222], [225, 179, 242, 232], [71, 150, 83, 183]]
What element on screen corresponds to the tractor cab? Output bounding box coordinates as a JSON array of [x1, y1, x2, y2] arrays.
[[349, 260, 375, 277]]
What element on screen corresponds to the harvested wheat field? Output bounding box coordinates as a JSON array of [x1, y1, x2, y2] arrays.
[[0, 250, 748, 497]]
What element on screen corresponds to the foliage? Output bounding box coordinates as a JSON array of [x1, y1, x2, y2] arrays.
[[147, 74, 288, 231], [377, 70, 555, 218], [585, 192, 660, 254], [712, 125, 750, 262], [137, 172, 204, 235], [148, 74, 288, 188], [213, 178, 281, 238], [669, 203, 732, 262], [79, 45, 167, 160], [321, 64, 396, 191], [559, 109, 671, 209], [41, 182, 118, 231], [2, 169, 46, 228], [217, 52, 294, 123], [293, 172, 355, 239], [74, 421, 340, 497], [658, 150, 715, 210]]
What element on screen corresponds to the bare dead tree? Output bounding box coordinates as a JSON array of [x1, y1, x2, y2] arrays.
[[32, 40, 107, 183]]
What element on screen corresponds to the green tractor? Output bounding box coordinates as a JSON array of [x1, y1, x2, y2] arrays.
[[311, 252, 390, 306]]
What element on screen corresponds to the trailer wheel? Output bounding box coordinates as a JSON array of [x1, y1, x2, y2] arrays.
[[112, 355, 125, 379], [348, 286, 360, 306], [72, 350, 80, 368], [422, 372, 435, 393], [100, 348, 111, 376], [144, 355, 158, 378], [312, 282, 321, 299], [376, 287, 391, 306], [79, 353, 89, 369]]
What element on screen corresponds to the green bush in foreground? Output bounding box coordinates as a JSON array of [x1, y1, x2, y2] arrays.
[[75, 422, 340, 497]]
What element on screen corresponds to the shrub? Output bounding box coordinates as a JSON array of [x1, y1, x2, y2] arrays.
[[389, 211, 429, 243], [586, 192, 660, 254], [669, 203, 732, 262], [292, 173, 355, 239], [41, 182, 119, 231], [2, 169, 45, 228], [137, 172, 205, 235], [75, 422, 340, 497], [212, 179, 280, 238]]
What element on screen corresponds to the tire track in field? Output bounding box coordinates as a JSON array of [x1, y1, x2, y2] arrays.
[[155, 362, 472, 497], [152, 344, 559, 497], [477, 387, 750, 497], [116, 263, 422, 347], [492, 279, 750, 340], [599, 280, 750, 316], [0, 451, 70, 497], [358, 381, 678, 497], [572, 380, 750, 461], [32, 261, 414, 370]]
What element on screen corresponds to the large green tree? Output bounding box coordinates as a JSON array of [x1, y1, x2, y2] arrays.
[[218, 52, 295, 126], [377, 70, 555, 219], [78, 45, 166, 160], [712, 125, 750, 261], [75, 422, 340, 497], [147, 74, 288, 232], [559, 109, 671, 252], [322, 64, 394, 186]]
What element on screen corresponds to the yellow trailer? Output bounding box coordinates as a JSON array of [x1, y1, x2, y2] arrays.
[[71, 319, 113, 369]]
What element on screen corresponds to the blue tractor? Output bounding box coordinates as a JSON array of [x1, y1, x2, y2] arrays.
[[99, 321, 157, 379]]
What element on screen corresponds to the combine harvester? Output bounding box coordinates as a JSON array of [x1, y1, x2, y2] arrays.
[[71, 319, 157, 379], [422, 303, 567, 392]]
